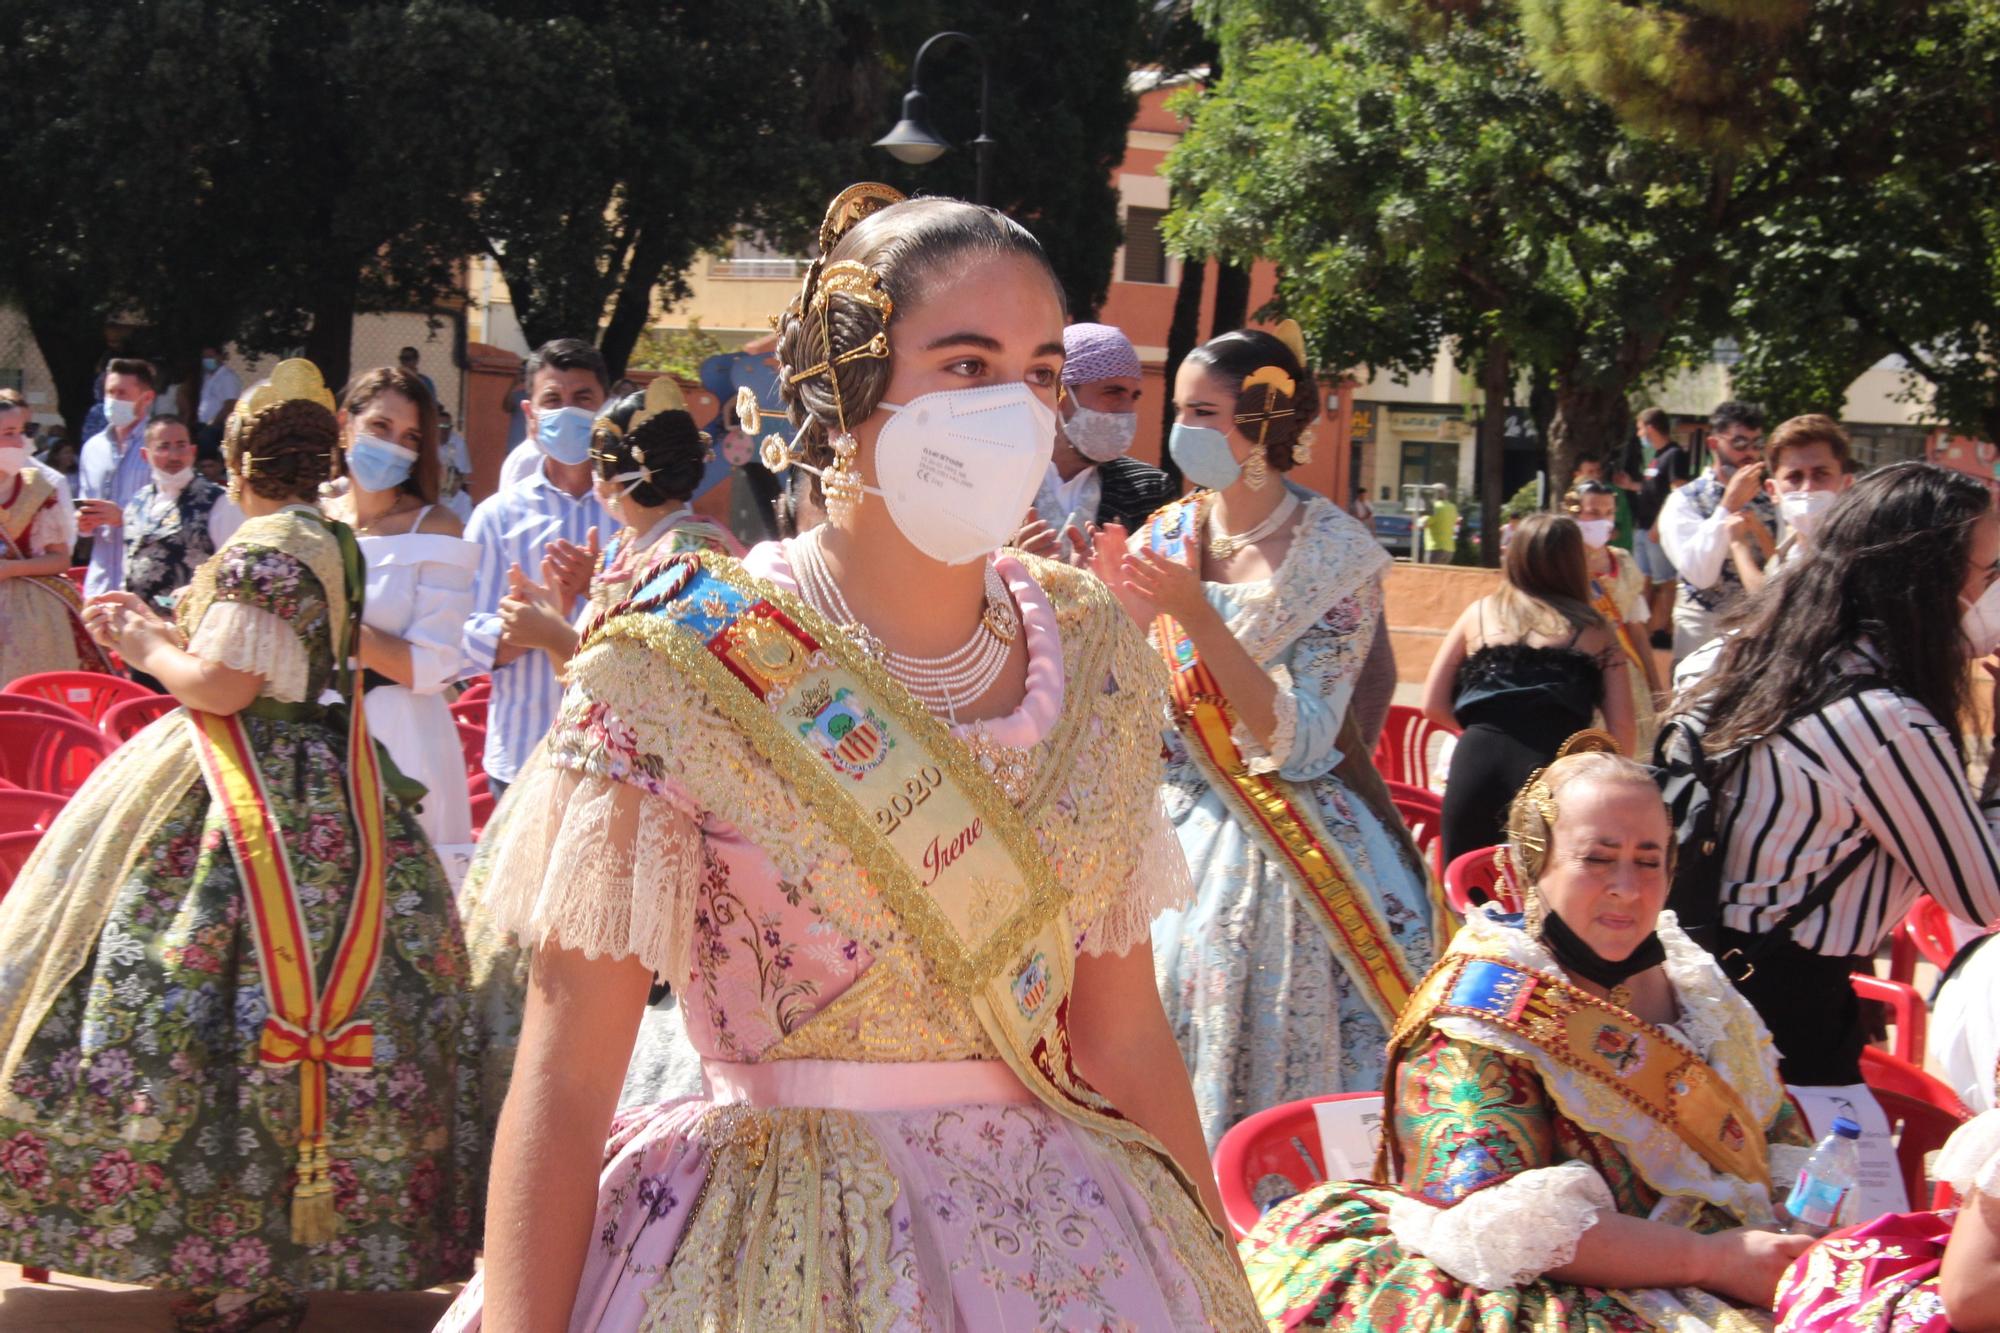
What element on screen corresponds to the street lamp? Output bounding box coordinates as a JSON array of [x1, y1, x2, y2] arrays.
[[873, 31, 994, 206]]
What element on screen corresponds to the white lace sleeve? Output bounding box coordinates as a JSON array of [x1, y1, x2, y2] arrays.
[[1239, 664, 1300, 776], [1935, 1108, 2000, 1199], [472, 756, 702, 991], [185, 602, 309, 702], [1386, 1160, 1614, 1290], [1079, 798, 1194, 957]]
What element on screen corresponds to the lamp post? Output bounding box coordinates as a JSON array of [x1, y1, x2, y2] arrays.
[[873, 31, 994, 206]]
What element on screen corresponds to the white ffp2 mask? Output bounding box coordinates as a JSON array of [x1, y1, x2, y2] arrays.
[[1964, 580, 2000, 657], [868, 382, 1056, 566]]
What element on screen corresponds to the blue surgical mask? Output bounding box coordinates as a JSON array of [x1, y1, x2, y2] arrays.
[[535, 405, 595, 465], [202, 356, 219, 373], [346, 433, 417, 492], [1168, 421, 1242, 491], [104, 398, 139, 430]]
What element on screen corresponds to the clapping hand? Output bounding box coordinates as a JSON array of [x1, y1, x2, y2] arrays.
[[498, 557, 579, 658], [82, 590, 176, 662], [1091, 523, 1163, 627], [1123, 547, 1212, 626], [542, 526, 601, 612]]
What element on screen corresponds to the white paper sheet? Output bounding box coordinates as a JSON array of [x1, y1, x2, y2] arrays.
[[1787, 1083, 1910, 1221], [1312, 1095, 1387, 1181]]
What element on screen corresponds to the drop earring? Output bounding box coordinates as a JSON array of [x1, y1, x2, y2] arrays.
[[1244, 450, 1269, 490]]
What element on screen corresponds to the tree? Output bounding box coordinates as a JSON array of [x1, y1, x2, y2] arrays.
[[0, 0, 503, 430], [1165, 1, 1727, 545]]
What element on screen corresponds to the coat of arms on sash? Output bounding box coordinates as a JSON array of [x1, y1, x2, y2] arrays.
[[794, 683, 894, 779]]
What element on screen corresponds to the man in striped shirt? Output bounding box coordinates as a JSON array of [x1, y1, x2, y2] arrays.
[[463, 339, 615, 799]]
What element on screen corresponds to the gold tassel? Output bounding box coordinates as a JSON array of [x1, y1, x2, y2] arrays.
[[289, 1139, 340, 1245]]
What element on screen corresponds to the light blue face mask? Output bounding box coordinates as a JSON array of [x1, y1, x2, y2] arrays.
[[346, 433, 417, 492], [535, 405, 595, 465], [1168, 421, 1242, 491]]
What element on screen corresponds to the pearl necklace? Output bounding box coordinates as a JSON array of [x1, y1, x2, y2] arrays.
[[790, 533, 1019, 720], [1207, 490, 1299, 560]]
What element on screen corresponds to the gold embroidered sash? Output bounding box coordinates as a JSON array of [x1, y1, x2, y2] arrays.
[[1144, 496, 1421, 1029], [0, 465, 55, 548], [1391, 951, 1772, 1187], [180, 509, 387, 1242], [587, 551, 1216, 1225]]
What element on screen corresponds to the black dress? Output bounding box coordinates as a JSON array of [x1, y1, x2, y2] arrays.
[[1440, 638, 1604, 862]]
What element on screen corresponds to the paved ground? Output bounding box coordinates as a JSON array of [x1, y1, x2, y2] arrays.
[[0, 1266, 458, 1332]]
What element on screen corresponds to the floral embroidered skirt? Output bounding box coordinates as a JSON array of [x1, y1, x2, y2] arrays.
[[440, 1084, 1263, 1331], [1774, 1209, 1954, 1333], [0, 713, 488, 1298], [1244, 1181, 1683, 1333]]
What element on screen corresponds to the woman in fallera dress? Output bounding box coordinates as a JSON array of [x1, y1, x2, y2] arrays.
[[1241, 738, 1817, 1333], [0, 362, 486, 1331], [1093, 325, 1437, 1150], [442, 187, 1260, 1331]]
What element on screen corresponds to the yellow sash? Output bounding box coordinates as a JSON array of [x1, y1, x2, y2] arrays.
[[1144, 497, 1421, 1029], [0, 465, 55, 548], [589, 551, 1216, 1226], [182, 511, 389, 1243], [1390, 951, 1771, 1187]]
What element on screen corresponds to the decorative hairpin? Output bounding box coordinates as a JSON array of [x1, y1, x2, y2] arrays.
[[818, 182, 906, 254]]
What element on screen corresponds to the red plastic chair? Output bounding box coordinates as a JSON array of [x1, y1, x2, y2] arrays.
[[1444, 845, 1522, 915], [0, 715, 113, 796], [1858, 1047, 1971, 1208], [468, 782, 495, 838], [448, 696, 488, 729], [455, 719, 488, 780], [4, 671, 159, 726], [63, 565, 86, 592], [1214, 1092, 1384, 1238], [1373, 705, 1458, 793], [456, 676, 491, 704], [1900, 896, 1965, 976], [1852, 973, 1927, 1066], [99, 693, 179, 744], [0, 829, 43, 892], [0, 789, 67, 832], [0, 692, 89, 725]]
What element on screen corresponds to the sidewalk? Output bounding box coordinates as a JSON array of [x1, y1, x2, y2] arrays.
[[0, 1266, 456, 1331]]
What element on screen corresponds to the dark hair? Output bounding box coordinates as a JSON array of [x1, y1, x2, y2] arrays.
[[144, 414, 190, 436], [1182, 329, 1319, 471], [523, 338, 609, 393], [776, 197, 1062, 492], [398, 346, 419, 361], [1693, 462, 1991, 755], [105, 358, 157, 391], [1497, 512, 1602, 636], [228, 398, 341, 502], [341, 366, 440, 502], [1564, 479, 1617, 510], [590, 394, 709, 506], [1637, 406, 1671, 434], [1765, 413, 1852, 473], [1709, 399, 1766, 435]]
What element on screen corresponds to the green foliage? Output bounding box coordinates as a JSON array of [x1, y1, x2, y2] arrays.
[[1502, 478, 1545, 522], [626, 320, 726, 381]]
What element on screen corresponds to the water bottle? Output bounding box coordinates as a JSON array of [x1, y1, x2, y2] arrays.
[[1782, 1116, 1862, 1236]]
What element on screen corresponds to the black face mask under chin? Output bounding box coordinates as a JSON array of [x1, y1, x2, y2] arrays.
[[1537, 905, 1666, 992]]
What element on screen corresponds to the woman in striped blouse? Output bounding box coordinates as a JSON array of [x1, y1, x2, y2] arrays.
[[1677, 461, 2000, 1085]]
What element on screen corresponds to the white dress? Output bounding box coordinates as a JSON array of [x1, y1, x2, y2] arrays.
[[356, 509, 480, 850]]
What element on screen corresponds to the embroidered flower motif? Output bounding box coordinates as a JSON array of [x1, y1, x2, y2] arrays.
[[88, 1148, 142, 1205], [0, 1132, 49, 1193]]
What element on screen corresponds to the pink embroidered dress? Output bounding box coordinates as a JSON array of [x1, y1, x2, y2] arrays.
[[443, 540, 1260, 1330], [1774, 1110, 2000, 1333]]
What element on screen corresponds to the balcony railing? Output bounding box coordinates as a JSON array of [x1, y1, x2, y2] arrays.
[[708, 256, 811, 281]]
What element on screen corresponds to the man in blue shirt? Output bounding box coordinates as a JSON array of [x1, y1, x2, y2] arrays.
[[462, 338, 615, 799], [75, 358, 160, 596]]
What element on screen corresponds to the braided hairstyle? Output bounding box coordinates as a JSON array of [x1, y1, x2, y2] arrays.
[[225, 398, 341, 502], [774, 197, 1062, 499], [1183, 329, 1320, 471], [591, 395, 709, 507]]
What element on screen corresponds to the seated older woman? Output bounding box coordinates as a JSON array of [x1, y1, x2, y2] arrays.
[[1241, 733, 1817, 1332]]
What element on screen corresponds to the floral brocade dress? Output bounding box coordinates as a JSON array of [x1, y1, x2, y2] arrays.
[[1143, 491, 1437, 1149], [1774, 1110, 2000, 1333], [1241, 910, 1813, 1333], [444, 540, 1261, 1331], [0, 508, 486, 1307]]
